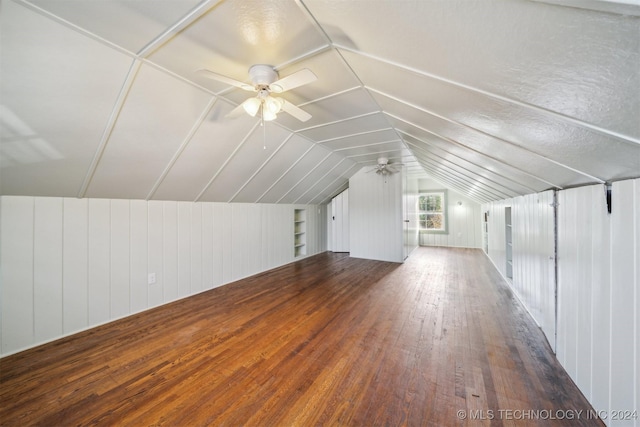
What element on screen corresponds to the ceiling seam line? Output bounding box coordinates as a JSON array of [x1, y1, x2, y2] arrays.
[[275, 151, 334, 204], [314, 179, 351, 206], [255, 144, 316, 203], [375, 88, 603, 185], [307, 163, 358, 205], [396, 125, 561, 191], [346, 151, 409, 163], [405, 141, 523, 198], [317, 128, 395, 144], [408, 144, 513, 199], [371, 89, 604, 184], [399, 130, 543, 194], [77, 59, 142, 198], [296, 86, 364, 109], [295, 0, 408, 169], [292, 158, 346, 205], [296, 109, 379, 132], [338, 44, 640, 146], [194, 120, 261, 202], [146, 97, 218, 201], [415, 167, 491, 203], [274, 45, 333, 72], [136, 0, 224, 58], [415, 165, 494, 203], [327, 47, 412, 165], [15, 0, 137, 59], [295, 0, 337, 46], [407, 141, 514, 198], [416, 159, 505, 201], [333, 139, 403, 152], [227, 133, 294, 203]]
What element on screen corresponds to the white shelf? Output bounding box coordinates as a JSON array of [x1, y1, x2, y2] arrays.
[[294, 209, 306, 257]]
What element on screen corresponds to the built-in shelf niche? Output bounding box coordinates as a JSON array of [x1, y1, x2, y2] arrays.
[[294, 209, 306, 257]]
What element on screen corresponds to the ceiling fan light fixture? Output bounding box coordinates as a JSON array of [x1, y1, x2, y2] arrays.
[[242, 97, 261, 117], [265, 96, 283, 114], [262, 109, 278, 121]]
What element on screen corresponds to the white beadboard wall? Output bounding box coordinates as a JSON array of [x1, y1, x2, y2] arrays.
[[0, 195, 326, 357], [349, 167, 404, 263], [419, 178, 482, 249], [483, 179, 639, 427], [513, 191, 556, 349], [557, 180, 639, 427], [482, 192, 556, 348]]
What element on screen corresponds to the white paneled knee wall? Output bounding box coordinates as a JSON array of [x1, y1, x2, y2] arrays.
[[483, 178, 640, 427], [0, 196, 326, 357]]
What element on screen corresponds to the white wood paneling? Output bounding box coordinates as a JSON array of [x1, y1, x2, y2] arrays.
[[163, 201, 178, 302], [190, 203, 203, 294], [109, 199, 130, 319], [1, 197, 34, 354], [349, 168, 403, 263], [148, 201, 164, 307], [0, 195, 326, 357], [510, 192, 555, 350], [63, 198, 89, 333], [553, 179, 637, 427], [177, 202, 191, 299], [609, 179, 636, 423], [212, 203, 225, 288], [483, 192, 556, 350], [33, 197, 63, 343], [87, 199, 110, 325], [202, 203, 214, 290], [130, 200, 148, 313], [485, 199, 510, 279]]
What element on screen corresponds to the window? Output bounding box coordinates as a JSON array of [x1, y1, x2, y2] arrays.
[[418, 190, 448, 233]]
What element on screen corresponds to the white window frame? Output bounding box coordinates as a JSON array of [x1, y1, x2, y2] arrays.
[[418, 190, 448, 234]]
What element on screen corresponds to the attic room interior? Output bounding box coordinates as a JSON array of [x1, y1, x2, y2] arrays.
[[1, 0, 639, 425]]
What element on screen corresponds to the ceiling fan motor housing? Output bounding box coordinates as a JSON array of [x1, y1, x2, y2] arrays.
[[248, 64, 279, 86]]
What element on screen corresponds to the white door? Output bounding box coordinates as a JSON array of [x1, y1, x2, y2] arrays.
[[330, 189, 349, 252]]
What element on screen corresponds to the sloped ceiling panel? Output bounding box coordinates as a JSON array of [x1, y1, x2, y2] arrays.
[[151, 101, 258, 201], [27, 0, 202, 54], [341, 49, 638, 187], [0, 1, 133, 196], [2, 0, 639, 204], [197, 123, 292, 202], [85, 64, 214, 200], [258, 145, 337, 203], [230, 134, 316, 203], [306, 0, 640, 138]]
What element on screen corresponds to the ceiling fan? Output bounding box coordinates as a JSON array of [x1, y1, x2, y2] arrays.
[[369, 157, 401, 175], [197, 64, 316, 122]]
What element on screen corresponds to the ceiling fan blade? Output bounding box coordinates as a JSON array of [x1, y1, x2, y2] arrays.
[[280, 99, 312, 122], [197, 69, 255, 91], [386, 165, 400, 173], [270, 69, 317, 93]]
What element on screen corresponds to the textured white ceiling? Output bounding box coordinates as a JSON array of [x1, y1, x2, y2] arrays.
[[1, 0, 638, 204]]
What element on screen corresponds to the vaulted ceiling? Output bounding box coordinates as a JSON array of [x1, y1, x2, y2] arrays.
[[2, 0, 639, 204]]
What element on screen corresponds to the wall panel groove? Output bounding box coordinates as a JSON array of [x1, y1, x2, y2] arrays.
[[484, 178, 639, 427], [1, 196, 326, 357]]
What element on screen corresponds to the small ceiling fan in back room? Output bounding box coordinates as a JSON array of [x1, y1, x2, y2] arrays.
[[197, 64, 316, 122], [368, 157, 402, 183]]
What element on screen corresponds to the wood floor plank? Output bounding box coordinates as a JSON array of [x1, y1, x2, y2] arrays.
[[1, 247, 601, 426]]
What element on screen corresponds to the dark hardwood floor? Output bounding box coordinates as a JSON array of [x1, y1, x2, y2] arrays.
[[0, 247, 601, 426]]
